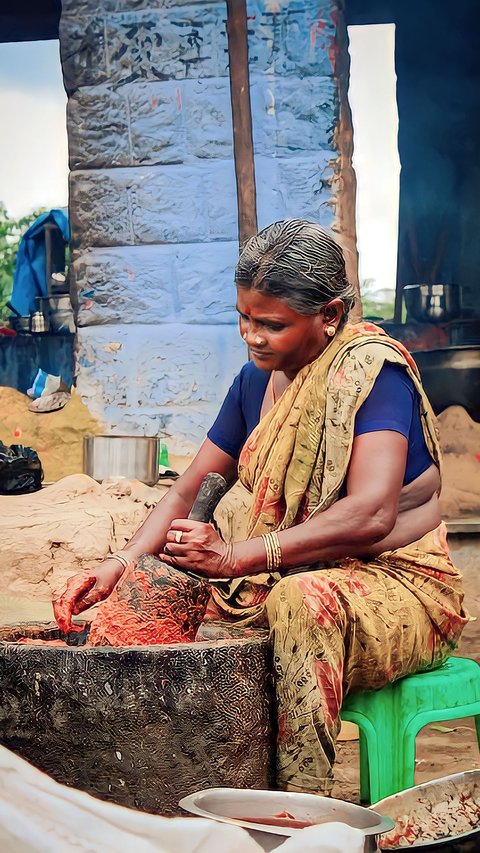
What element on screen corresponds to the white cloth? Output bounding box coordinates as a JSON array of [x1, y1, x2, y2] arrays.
[[0, 746, 365, 853]]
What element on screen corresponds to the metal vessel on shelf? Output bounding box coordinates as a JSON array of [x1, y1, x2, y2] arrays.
[[403, 284, 462, 324], [412, 346, 480, 423]]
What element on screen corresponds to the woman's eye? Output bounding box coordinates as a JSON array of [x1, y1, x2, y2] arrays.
[[266, 324, 285, 332]]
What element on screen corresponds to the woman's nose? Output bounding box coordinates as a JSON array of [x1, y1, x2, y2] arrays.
[[243, 328, 266, 346]]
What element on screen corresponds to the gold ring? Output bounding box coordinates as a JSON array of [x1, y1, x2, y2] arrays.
[[174, 530, 183, 544]]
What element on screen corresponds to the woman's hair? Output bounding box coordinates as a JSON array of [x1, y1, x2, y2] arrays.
[[235, 219, 356, 319]]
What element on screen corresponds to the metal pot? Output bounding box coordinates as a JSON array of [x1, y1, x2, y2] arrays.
[[36, 295, 76, 334], [403, 284, 462, 323], [412, 346, 480, 422], [29, 311, 50, 334], [83, 435, 160, 485]]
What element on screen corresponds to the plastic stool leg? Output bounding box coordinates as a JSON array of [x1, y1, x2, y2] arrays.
[[399, 726, 418, 793], [358, 728, 371, 804], [475, 715, 480, 750]]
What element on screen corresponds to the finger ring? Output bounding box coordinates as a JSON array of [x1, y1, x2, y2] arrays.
[[174, 530, 183, 544]]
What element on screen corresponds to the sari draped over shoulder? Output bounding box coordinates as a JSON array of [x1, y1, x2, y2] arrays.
[[207, 322, 468, 793], [209, 321, 444, 620]]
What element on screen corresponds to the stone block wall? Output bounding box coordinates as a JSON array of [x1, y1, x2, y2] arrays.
[[59, 0, 356, 452]]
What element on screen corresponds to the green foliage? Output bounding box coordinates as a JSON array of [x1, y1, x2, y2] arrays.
[[0, 202, 46, 325], [359, 278, 396, 322]]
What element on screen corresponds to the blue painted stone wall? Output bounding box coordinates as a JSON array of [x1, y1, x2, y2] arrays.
[[60, 0, 355, 451]]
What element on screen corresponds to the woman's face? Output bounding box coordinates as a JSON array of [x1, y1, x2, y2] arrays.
[[236, 287, 344, 378]]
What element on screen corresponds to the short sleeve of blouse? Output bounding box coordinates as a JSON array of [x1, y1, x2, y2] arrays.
[[207, 369, 248, 459], [354, 363, 414, 438]]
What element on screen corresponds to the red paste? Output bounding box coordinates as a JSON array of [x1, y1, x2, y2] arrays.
[[87, 554, 210, 647], [235, 812, 315, 830], [16, 638, 69, 646]]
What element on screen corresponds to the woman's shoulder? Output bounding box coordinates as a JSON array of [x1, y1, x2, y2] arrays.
[[236, 360, 271, 389], [373, 361, 416, 398]]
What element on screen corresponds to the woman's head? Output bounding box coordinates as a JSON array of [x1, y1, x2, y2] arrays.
[[235, 220, 356, 376], [235, 219, 356, 321]]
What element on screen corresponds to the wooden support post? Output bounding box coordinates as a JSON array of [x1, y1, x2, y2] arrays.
[[225, 0, 258, 246]]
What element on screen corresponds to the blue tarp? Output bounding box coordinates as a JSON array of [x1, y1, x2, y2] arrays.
[[10, 209, 69, 317]]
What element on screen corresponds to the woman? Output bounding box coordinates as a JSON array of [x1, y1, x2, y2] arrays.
[[55, 219, 467, 795]]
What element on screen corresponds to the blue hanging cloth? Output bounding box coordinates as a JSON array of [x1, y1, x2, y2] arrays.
[[10, 208, 70, 316]]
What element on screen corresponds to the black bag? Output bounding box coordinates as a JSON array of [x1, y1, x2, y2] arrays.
[[0, 442, 44, 494]]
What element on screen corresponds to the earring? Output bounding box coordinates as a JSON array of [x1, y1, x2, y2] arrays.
[[242, 332, 248, 341], [325, 325, 336, 338]]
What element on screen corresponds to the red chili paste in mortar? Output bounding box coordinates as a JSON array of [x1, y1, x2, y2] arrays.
[[88, 556, 210, 646]]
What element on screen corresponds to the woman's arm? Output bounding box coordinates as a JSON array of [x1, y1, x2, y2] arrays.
[[162, 431, 410, 576], [122, 438, 237, 559], [53, 439, 238, 628], [265, 430, 408, 568]]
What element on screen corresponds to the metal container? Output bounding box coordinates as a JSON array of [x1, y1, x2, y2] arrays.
[[412, 346, 480, 422], [403, 284, 462, 324], [9, 315, 31, 335], [83, 435, 160, 485], [36, 295, 76, 335], [29, 310, 50, 334], [373, 770, 480, 849], [179, 787, 395, 852]]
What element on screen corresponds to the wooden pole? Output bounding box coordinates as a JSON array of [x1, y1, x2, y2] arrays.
[[225, 0, 258, 245]]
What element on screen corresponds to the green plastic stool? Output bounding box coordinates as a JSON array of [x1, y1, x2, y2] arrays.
[[341, 656, 480, 804]]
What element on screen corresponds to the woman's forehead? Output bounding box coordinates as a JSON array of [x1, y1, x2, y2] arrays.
[[236, 287, 296, 318]]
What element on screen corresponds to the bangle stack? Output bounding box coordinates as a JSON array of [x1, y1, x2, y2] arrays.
[[262, 531, 282, 572], [109, 552, 132, 571]]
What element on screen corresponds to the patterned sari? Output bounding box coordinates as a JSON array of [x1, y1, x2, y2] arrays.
[[208, 322, 468, 793]]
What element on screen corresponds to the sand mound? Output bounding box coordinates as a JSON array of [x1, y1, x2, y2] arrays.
[[0, 474, 164, 601], [0, 387, 102, 482], [438, 406, 480, 518], [438, 405, 480, 455]]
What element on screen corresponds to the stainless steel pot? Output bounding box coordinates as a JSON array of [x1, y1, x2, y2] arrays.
[[36, 295, 76, 334], [403, 284, 462, 323], [83, 435, 160, 485], [412, 345, 480, 422]]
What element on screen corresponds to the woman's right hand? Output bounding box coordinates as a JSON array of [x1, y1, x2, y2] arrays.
[[53, 558, 126, 634]]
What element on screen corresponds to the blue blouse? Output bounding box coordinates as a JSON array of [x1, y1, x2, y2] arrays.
[[207, 361, 434, 486]]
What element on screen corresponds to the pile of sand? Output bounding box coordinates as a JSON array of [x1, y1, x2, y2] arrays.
[[0, 474, 165, 602], [438, 406, 480, 518], [0, 387, 102, 482]]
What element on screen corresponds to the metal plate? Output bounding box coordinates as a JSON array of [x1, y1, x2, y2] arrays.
[[373, 771, 480, 849], [179, 787, 395, 838]]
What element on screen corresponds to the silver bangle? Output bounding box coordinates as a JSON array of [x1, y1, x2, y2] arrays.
[[109, 552, 132, 570]]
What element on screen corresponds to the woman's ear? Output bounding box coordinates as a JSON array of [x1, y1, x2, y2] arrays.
[[320, 298, 345, 324]]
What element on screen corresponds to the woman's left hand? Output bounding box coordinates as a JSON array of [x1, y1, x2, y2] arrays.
[[160, 520, 239, 579]]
